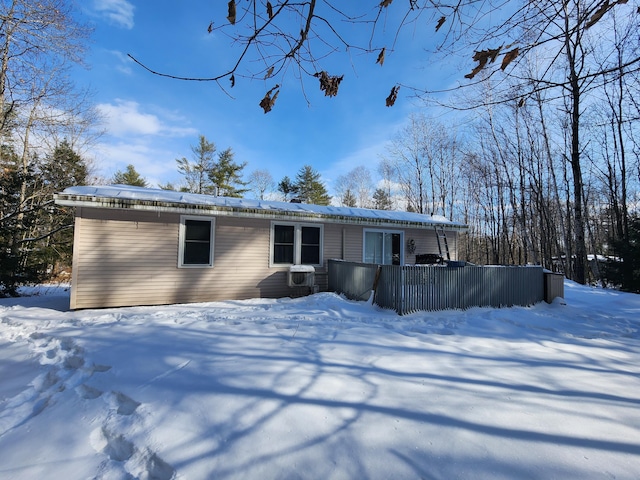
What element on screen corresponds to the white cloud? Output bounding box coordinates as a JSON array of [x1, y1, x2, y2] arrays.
[[96, 100, 197, 138], [97, 100, 162, 136], [94, 141, 176, 184], [92, 100, 200, 186], [93, 0, 135, 29]]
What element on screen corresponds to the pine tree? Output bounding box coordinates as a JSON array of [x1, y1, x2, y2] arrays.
[[342, 189, 357, 207], [0, 145, 28, 295], [606, 216, 640, 293], [113, 164, 148, 187], [373, 188, 393, 210], [208, 148, 248, 197], [177, 135, 216, 194], [293, 165, 331, 205], [277, 176, 297, 201], [1, 140, 88, 295], [36, 141, 89, 279], [40, 140, 88, 190]]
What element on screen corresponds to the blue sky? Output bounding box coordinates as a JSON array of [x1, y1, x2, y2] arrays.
[[74, 1, 463, 195]]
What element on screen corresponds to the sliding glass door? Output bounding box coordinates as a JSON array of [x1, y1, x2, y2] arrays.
[[363, 230, 403, 265]]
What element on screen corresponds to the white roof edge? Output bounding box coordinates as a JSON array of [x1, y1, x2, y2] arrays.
[[54, 185, 469, 231]]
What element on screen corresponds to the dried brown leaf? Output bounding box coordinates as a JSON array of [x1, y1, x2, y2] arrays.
[[386, 85, 400, 107], [464, 70, 478, 80], [586, 1, 611, 28], [207, 21, 213, 34], [501, 48, 519, 70], [266, 1, 273, 19], [265, 66, 274, 79], [465, 47, 501, 79], [380, 0, 393, 7], [474, 48, 501, 64], [435, 16, 446, 32], [259, 85, 280, 114], [585, 0, 630, 28], [227, 0, 237, 25], [517, 97, 525, 108], [314, 71, 344, 97], [230, 74, 235, 88], [376, 48, 386, 66]]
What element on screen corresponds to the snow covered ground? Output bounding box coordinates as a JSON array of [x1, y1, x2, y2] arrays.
[[1, 282, 639, 479]]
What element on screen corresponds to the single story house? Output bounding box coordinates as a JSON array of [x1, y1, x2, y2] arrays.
[[54, 185, 468, 309]]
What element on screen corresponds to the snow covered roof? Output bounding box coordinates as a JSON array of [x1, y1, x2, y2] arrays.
[[54, 185, 468, 230]]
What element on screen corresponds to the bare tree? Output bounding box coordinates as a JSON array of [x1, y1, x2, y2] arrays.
[[248, 169, 275, 200], [0, 0, 99, 292], [126, 2, 639, 111], [124, 0, 640, 286], [334, 166, 374, 208], [383, 114, 462, 217], [1, 0, 90, 134]]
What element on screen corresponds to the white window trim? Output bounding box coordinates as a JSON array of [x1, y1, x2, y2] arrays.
[[270, 221, 324, 267], [178, 215, 215, 268], [362, 228, 405, 266]]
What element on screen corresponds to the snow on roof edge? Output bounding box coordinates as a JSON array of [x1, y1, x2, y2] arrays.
[[55, 185, 468, 229]]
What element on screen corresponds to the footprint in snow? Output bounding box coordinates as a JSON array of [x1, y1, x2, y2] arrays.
[[105, 391, 141, 416], [91, 395, 176, 480], [76, 384, 103, 400], [91, 427, 135, 462], [20, 330, 176, 479]]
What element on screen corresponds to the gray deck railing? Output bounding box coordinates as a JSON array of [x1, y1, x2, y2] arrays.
[[328, 259, 548, 315], [327, 260, 380, 301]]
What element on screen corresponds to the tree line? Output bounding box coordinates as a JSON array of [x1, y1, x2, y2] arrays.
[[127, 0, 640, 290], [2, 0, 639, 295], [1, 0, 97, 295], [122, 102, 640, 294]]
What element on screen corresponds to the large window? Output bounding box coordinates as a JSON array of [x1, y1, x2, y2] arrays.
[[363, 229, 403, 265], [179, 216, 214, 267], [271, 222, 322, 266]]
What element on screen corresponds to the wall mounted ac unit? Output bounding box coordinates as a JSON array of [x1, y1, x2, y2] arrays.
[[287, 265, 315, 287]]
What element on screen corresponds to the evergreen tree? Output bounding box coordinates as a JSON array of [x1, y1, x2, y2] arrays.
[[373, 188, 393, 210], [40, 140, 87, 191], [605, 216, 640, 293], [342, 189, 357, 207], [113, 164, 148, 187], [0, 145, 29, 295], [36, 141, 89, 279], [177, 135, 216, 194], [208, 148, 248, 197], [1, 140, 88, 295], [277, 175, 297, 201], [293, 165, 331, 205]]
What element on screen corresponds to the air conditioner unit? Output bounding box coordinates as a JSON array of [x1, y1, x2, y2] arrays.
[[287, 265, 315, 287]]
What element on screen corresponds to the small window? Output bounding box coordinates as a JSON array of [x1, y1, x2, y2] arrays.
[[273, 224, 295, 264], [271, 222, 323, 266], [301, 226, 320, 264], [179, 216, 214, 267]]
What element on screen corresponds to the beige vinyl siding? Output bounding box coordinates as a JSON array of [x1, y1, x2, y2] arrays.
[[71, 209, 292, 309], [404, 227, 458, 263], [69, 207, 460, 309], [324, 225, 458, 267]]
